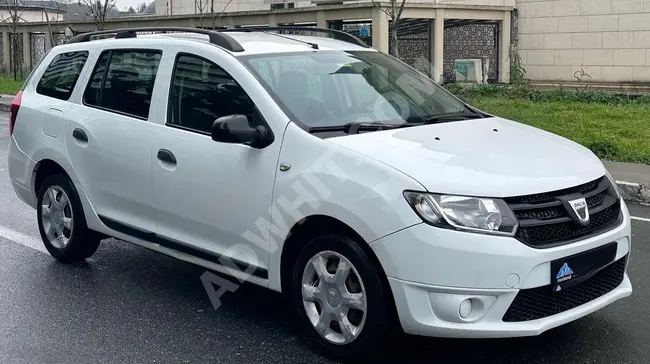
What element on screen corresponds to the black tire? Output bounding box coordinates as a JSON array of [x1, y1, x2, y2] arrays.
[[36, 174, 101, 263], [291, 234, 391, 362]]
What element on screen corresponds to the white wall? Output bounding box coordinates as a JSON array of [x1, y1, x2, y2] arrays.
[[154, 0, 515, 17], [517, 0, 650, 83], [0, 9, 64, 23]]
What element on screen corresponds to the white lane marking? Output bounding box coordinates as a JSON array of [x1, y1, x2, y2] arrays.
[[616, 180, 639, 187], [0, 226, 47, 254], [631, 216, 650, 223]]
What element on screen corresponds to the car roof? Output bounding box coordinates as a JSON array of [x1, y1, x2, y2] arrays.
[[54, 30, 375, 56]]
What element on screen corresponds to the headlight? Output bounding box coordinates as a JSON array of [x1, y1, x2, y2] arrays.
[[403, 191, 518, 236], [605, 170, 621, 199]]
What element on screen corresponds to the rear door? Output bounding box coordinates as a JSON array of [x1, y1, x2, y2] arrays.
[[64, 48, 163, 233]]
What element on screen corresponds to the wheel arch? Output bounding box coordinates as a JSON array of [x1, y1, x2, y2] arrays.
[[279, 214, 400, 327], [33, 159, 71, 196], [31, 157, 104, 234]]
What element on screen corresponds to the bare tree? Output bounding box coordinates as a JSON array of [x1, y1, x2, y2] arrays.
[[43, 0, 70, 47], [369, 0, 406, 58], [209, 0, 233, 29], [136, 1, 147, 13], [79, 0, 116, 30], [194, 0, 209, 28], [0, 0, 25, 79]]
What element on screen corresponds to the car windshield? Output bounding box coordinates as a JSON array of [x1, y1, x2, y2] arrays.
[[241, 50, 473, 130]]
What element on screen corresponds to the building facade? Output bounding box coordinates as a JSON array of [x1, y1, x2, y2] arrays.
[[517, 0, 650, 83], [151, 0, 650, 83], [0, 1, 65, 23], [153, 0, 514, 18]]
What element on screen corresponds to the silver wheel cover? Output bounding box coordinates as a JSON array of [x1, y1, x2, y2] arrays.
[[301, 250, 367, 345]]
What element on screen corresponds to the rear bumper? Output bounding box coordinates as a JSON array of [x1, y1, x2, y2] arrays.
[[8, 135, 37, 208]]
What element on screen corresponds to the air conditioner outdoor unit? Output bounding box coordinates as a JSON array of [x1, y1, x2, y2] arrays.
[[454, 59, 488, 84]]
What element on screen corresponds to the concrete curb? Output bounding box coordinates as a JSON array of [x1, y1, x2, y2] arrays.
[[0, 94, 12, 112], [616, 180, 650, 205]]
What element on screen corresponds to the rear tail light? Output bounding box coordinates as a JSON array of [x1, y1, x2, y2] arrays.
[[8, 90, 23, 136]]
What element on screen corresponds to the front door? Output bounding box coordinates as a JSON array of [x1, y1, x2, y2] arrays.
[[151, 52, 283, 278]]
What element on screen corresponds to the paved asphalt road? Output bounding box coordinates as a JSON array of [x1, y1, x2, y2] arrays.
[[1, 111, 649, 364]]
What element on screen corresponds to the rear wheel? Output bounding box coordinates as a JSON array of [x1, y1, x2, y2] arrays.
[[291, 234, 391, 361], [37, 174, 101, 263]]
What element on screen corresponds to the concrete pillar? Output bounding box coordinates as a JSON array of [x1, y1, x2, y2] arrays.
[[22, 32, 31, 70], [432, 9, 444, 83], [316, 10, 327, 29], [269, 13, 277, 27], [499, 10, 511, 84], [371, 7, 388, 53], [44, 30, 53, 51], [2, 32, 10, 71]]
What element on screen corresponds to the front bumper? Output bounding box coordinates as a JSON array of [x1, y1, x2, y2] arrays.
[[370, 199, 632, 338]]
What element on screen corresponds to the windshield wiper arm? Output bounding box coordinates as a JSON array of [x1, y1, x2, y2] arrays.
[[412, 111, 484, 125], [309, 122, 402, 134]]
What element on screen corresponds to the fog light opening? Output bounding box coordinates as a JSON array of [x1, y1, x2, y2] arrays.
[[459, 299, 472, 319]]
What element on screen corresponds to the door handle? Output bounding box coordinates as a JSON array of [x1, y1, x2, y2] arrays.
[[157, 149, 177, 165], [72, 128, 88, 142]]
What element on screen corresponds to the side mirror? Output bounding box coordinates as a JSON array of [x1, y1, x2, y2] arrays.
[[211, 114, 273, 149]]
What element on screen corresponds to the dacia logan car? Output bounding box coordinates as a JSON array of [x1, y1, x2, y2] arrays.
[[7, 26, 632, 360]]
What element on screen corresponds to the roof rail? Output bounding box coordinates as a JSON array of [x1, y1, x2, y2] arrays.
[[221, 26, 370, 48], [66, 27, 245, 52]]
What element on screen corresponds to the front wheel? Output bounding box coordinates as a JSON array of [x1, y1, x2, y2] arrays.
[[291, 234, 391, 361]]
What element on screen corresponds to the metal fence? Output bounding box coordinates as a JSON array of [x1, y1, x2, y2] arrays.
[[333, 19, 431, 75], [7, 34, 26, 78], [389, 19, 431, 77], [443, 20, 499, 83], [334, 19, 501, 82], [330, 20, 372, 47], [0, 31, 71, 76], [31, 33, 46, 67], [1, 19, 505, 83]]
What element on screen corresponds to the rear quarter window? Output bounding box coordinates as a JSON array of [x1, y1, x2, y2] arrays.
[[36, 51, 89, 101]]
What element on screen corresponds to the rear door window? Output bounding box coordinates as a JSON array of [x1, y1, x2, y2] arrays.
[[36, 51, 89, 101], [83, 49, 162, 119]]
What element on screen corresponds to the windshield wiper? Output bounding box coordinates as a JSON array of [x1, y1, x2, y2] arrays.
[[308, 109, 485, 134], [309, 122, 403, 134], [410, 110, 484, 125]]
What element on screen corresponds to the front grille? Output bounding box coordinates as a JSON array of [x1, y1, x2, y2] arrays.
[[503, 255, 627, 322], [506, 177, 622, 248]]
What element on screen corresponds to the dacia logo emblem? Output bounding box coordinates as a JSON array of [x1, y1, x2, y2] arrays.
[[568, 197, 589, 225]]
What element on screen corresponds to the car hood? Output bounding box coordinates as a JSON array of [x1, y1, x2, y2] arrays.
[[326, 117, 606, 197]]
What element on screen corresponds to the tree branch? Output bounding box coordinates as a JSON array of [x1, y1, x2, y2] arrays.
[[369, 0, 392, 18], [211, 0, 234, 28], [396, 0, 406, 22]]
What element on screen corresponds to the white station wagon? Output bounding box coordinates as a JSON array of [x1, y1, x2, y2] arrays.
[[8, 26, 632, 360]]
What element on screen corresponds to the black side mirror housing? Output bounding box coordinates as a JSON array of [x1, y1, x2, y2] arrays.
[[211, 114, 273, 149]]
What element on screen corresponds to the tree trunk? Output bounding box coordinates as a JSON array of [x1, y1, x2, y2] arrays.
[[44, 8, 55, 47], [390, 19, 399, 58]]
